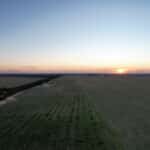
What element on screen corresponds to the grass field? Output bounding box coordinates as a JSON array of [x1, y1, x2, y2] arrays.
[[0, 75, 150, 150], [0, 77, 42, 88]]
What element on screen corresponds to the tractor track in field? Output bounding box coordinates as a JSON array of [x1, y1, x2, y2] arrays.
[[0, 77, 123, 150]]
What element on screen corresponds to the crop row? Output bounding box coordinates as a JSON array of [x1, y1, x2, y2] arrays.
[[0, 92, 122, 150]]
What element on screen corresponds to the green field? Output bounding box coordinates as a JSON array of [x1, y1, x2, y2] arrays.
[[0, 76, 150, 150]]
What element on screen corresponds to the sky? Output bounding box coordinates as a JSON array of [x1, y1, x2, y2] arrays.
[[0, 0, 150, 73]]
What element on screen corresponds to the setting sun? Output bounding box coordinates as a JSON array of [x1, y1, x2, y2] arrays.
[[115, 68, 127, 74]]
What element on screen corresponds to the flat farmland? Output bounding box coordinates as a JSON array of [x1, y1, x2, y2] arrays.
[[0, 77, 42, 88], [0, 75, 150, 150], [75, 76, 150, 150]]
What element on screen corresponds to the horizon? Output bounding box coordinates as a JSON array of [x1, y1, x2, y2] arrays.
[[0, 0, 150, 73]]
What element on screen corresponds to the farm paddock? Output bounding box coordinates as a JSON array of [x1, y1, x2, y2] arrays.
[[0, 75, 150, 150]]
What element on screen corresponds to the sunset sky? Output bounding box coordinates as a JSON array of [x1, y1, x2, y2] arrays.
[[0, 0, 150, 73]]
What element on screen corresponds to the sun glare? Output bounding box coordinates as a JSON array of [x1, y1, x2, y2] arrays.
[[115, 68, 127, 74]]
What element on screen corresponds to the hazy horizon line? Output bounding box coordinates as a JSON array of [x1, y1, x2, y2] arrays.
[[1, 72, 150, 75]]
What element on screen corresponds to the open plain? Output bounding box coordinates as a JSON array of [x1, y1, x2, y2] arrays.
[[0, 75, 150, 150]]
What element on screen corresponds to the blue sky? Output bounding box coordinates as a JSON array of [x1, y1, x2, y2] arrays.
[[0, 0, 150, 73]]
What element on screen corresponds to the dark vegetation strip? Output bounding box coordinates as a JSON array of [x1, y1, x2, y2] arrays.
[[0, 75, 61, 101]]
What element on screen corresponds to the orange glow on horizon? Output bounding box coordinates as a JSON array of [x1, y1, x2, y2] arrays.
[[0, 64, 150, 73], [115, 68, 128, 74]]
